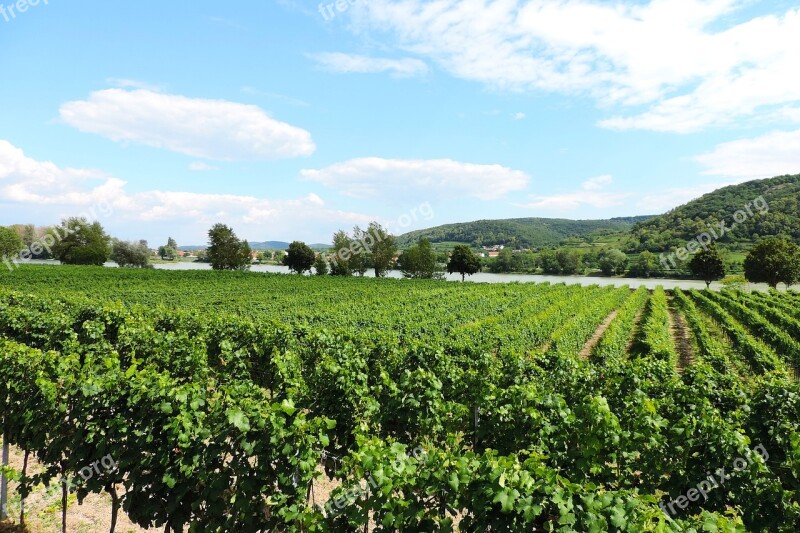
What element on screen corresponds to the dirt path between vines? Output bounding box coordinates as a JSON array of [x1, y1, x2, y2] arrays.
[[668, 299, 694, 372], [624, 306, 647, 356], [579, 310, 619, 360]]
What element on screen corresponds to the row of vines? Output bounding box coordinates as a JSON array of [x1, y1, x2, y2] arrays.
[[0, 267, 799, 531]]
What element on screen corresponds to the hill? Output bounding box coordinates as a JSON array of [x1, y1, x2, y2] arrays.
[[397, 216, 653, 249], [397, 174, 800, 252], [626, 174, 800, 253]]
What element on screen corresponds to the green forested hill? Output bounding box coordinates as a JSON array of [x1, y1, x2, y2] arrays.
[[398, 175, 800, 252], [397, 216, 652, 249], [626, 174, 800, 252]]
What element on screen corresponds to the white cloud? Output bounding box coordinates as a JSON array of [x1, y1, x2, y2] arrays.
[[515, 175, 629, 210], [513, 112, 526, 120], [105, 78, 163, 91], [0, 140, 369, 241], [695, 129, 800, 178], [301, 157, 529, 200], [582, 174, 613, 191], [189, 162, 219, 172], [347, 1, 800, 132], [310, 52, 429, 77], [513, 174, 732, 213], [59, 89, 316, 160], [634, 182, 731, 213]]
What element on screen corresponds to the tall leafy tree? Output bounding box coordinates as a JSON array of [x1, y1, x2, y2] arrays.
[[447, 245, 481, 281], [207, 223, 251, 271], [158, 237, 179, 261], [314, 254, 329, 276], [744, 237, 800, 289], [539, 249, 561, 274], [688, 243, 726, 288], [399, 238, 441, 279], [556, 249, 583, 275], [629, 251, 659, 278], [490, 248, 514, 273], [111, 240, 152, 268], [598, 248, 628, 276], [51, 218, 111, 266], [329, 230, 353, 276], [366, 222, 397, 278], [0, 226, 23, 261], [511, 251, 537, 273], [350, 251, 368, 276], [283, 241, 315, 274]]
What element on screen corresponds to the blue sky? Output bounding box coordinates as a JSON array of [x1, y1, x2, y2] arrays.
[[1, 0, 799, 245]]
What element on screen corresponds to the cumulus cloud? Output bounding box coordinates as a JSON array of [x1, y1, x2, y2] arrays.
[[515, 175, 629, 210], [695, 129, 800, 178], [634, 182, 732, 213], [0, 140, 369, 240], [301, 157, 530, 200], [346, 0, 800, 133], [309, 52, 429, 77], [59, 89, 316, 160]]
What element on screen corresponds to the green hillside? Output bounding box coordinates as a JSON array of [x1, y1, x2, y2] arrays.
[[398, 175, 800, 253], [626, 174, 800, 253], [397, 216, 653, 249]]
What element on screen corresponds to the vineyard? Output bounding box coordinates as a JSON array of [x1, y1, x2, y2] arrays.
[[0, 266, 799, 532]]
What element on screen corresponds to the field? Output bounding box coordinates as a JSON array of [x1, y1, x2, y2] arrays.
[[1, 266, 799, 532]]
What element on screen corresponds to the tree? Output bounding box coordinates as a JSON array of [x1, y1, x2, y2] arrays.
[[366, 222, 397, 278], [158, 237, 178, 261], [350, 250, 369, 276], [314, 254, 329, 276], [490, 248, 514, 273], [329, 230, 353, 276], [447, 245, 481, 281], [556, 249, 583, 275], [283, 241, 315, 274], [207, 223, 251, 271], [539, 249, 561, 274], [629, 251, 659, 278], [111, 240, 152, 268], [598, 248, 628, 276], [688, 243, 726, 288], [241, 240, 253, 267], [51, 218, 111, 266], [0, 226, 23, 262], [744, 237, 800, 289], [399, 238, 442, 279]]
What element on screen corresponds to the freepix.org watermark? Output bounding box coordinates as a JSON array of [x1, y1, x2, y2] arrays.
[[659, 443, 769, 517], [659, 195, 769, 270], [2, 200, 113, 272], [325, 446, 426, 516], [328, 202, 434, 269], [318, 0, 363, 21], [1, 0, 48, 23], [43, 454, 118, 498]]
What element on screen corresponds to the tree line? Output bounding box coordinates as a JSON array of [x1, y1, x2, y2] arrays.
[[1, 219, 797, 287]]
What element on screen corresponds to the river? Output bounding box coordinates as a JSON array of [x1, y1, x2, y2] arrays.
[[149, 262, 768, 291], [18, 260, 777, 291]]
